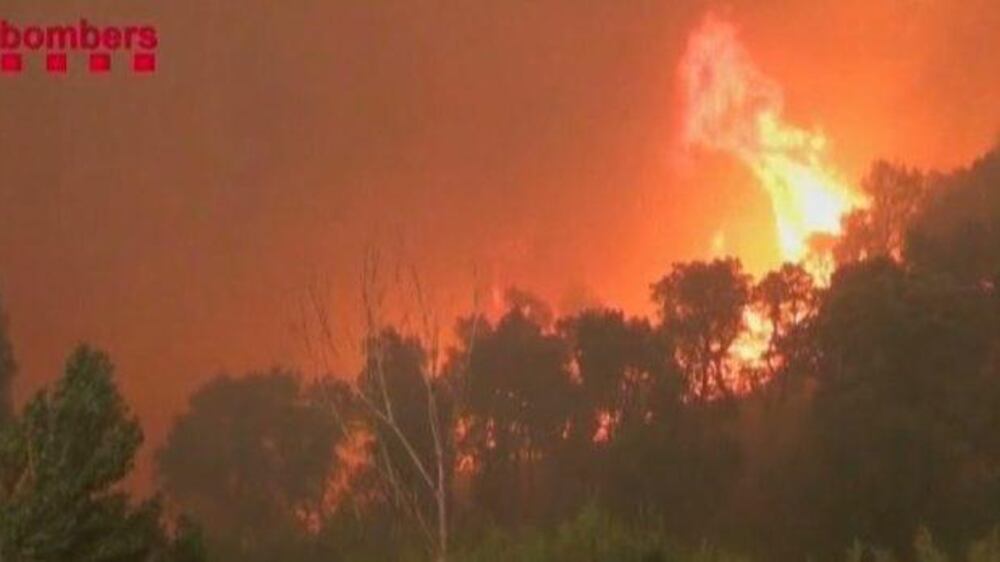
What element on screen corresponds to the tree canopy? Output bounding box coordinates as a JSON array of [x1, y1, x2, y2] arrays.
[[0, 345, 202, 562]]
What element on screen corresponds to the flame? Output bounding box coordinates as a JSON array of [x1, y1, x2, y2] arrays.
[[731, 308, 771, 367], [678, 14, 865, 266]]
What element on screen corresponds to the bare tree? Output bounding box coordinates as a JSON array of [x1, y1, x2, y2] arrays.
[[300, 248, 479, 562]]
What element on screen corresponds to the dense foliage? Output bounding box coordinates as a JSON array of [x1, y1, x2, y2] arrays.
[[151, 147, 1000, 561], [6, 147, 1000, 561], [0, 346, 204, 562]]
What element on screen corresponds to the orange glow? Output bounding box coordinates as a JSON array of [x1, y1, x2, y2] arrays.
[[4, 3, 999, 496], [679, 14, 866, 270], [593, 410, 614, 443], [730, 309, 771, 368]]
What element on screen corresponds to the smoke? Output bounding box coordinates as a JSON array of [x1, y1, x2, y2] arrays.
[[679, 14, 781, 157]]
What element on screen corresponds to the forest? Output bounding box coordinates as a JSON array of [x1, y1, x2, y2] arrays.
[[2, 146, 1000, 562]]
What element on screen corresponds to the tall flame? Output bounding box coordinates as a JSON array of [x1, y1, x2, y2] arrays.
[[678, 14, 864, 265]]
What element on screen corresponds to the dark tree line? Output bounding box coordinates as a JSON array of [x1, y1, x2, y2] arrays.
[[149, 146, 1000, 562], [5, 147, 1000, 562]]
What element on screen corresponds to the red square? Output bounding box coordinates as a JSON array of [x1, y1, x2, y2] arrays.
[[133, 53, 156, 73], [90, 53, 111, 73], [1, 53, 22, 73], [46, 53, 67, 73]]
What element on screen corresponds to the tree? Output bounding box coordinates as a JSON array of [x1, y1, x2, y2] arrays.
[[157, 370, 342, 561], [651, 258, 752, 400], [0, 345, 198, 562], [453, 297, 575, 525], [354, 327, 456, 554], [835, 161, 927, 264], [300, 250, 461, 562], [805, 259, 1000, 557], [907, 147, 1000, 285], [729, 265, 821, 559], [555, 308, 702, 525], [751, 263, 817, 383], [557, 308, 665, 444]]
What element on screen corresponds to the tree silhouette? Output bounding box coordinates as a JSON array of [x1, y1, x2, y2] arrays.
[[454, 297, 575, 525], [554, 309, 672, 516], [154, 144, 1000, 562], [835, 161, 927, 264], [751, 263, 817, 383], [652, 258, 751, 400], [157, 370, 340, 562], [807, 259, 1000, 556], [908, 148, 1000, 285]]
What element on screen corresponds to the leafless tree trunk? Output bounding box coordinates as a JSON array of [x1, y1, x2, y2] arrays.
[[300, 248, 480, 562]]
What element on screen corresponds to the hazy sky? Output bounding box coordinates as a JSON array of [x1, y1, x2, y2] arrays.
[[1, 0, 998, 489]]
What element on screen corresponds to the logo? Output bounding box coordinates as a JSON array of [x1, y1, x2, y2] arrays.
[[1, 19, 158, 74]]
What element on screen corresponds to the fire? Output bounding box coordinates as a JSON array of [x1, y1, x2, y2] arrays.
[[678, 14, 865, 266], [731, 308, 770, 367], [677, 14, 862, 375]]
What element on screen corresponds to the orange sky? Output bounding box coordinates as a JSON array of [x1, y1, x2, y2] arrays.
[[1, 0, 998, 491]]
